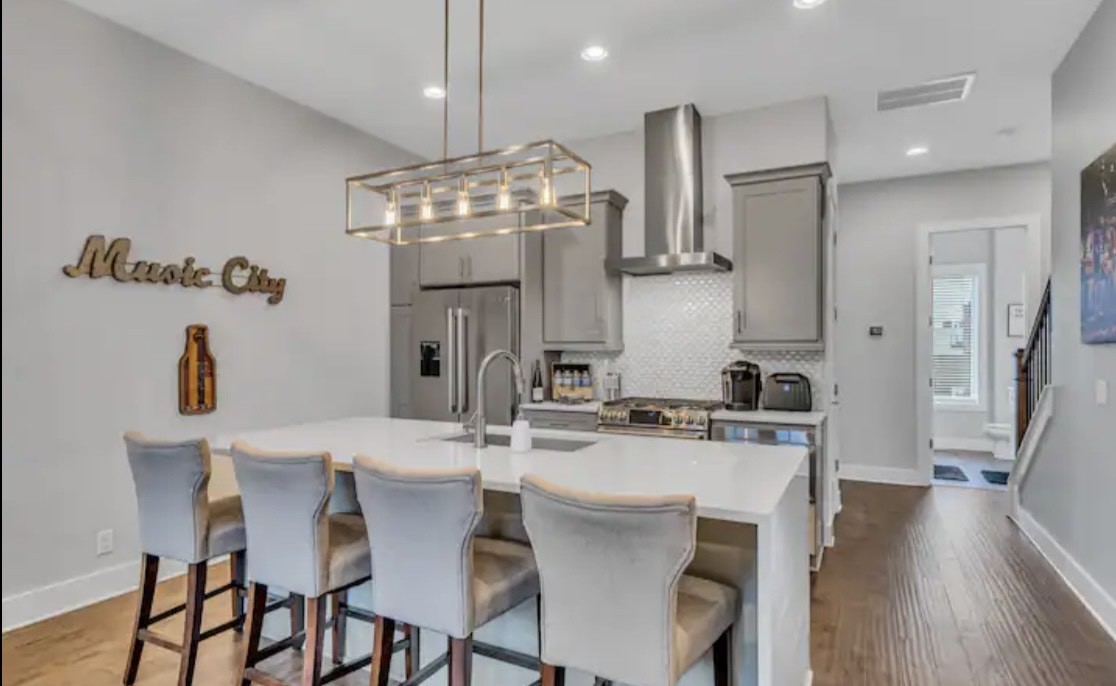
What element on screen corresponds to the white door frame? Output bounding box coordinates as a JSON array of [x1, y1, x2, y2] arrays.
[[914, 214, 1042, 484]]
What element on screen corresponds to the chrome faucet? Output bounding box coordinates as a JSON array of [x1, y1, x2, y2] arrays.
[[468, 349, 525, 448]]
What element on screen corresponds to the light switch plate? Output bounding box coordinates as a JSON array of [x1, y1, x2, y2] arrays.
[[1097, 379, 1109, 406]]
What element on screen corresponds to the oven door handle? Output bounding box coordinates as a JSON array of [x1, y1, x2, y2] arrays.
[[597, 426, 708, 440]]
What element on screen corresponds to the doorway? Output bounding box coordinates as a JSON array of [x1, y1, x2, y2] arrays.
[[915, 215, 1042, 490]]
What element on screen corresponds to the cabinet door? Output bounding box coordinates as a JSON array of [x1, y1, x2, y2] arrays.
[[390, 244, 419, 305], [542, 208, 607, 344], [732, 176, 822, 348], [389, 305, 412, 418], [418, 238, 466, 288], [464, 233, 520, 284]]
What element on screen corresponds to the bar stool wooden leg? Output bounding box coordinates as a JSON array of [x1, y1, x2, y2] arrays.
[[301, 597, 327, 686], [123, 553, 160, 685], [330, 590, 348, 665], [230, 550, 247, 632], [368, 615, 396, 686], [239, 582, 268, 686], [447, 636, 473, 686], [290, 593, 306, 650], [712, 627, 731, 686], [176, 562, 207, 686], [540, 663, 565, 686], [403, 624, 418, 679]]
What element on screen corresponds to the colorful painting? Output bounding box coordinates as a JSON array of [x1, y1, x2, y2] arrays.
[[1081, 143, 1116, 344]]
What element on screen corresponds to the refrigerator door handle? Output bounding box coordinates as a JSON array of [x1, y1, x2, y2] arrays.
[[456, 307, 469, 413], [446, 307, 457, 414]]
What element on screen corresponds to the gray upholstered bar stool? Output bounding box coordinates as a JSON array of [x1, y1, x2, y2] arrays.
[[122, 432, 302, 686], [231, 441, 416, 686], [520, 475, 737, 686], [353, 455, 541, 686]]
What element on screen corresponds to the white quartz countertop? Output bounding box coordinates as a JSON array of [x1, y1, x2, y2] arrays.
[[210, 416, 805, 525], [520, 401, 600, 413], [711, 409, 826, 427]]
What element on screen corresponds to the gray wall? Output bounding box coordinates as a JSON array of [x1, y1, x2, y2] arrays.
[[1, 0, 419, 605], [836, 164, 1050, 474], [1021, 0, 1116, 602]]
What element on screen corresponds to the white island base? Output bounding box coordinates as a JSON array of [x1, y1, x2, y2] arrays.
[[211, 417, 810, 686]]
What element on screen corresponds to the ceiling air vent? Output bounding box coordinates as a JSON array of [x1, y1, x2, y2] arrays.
[[877, 73, 976, 112]]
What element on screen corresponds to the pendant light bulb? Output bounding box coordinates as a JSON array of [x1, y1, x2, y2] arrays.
[[420, 182, 435, 221], [456, 177, 472, 217], [496, 169, 512, 211], [539, 170, 555, 207], [384, 190, 399, 226]]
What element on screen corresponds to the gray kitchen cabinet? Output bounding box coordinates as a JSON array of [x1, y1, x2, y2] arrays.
[[390, 243, 418, 305], [541, 190, 626, 352], [419, 218, 521, 287], [725, 164, 829, 351], [389, 305, 412, 418]]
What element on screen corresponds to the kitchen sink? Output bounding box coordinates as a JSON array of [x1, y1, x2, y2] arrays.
[[441, 433, 596, 452]]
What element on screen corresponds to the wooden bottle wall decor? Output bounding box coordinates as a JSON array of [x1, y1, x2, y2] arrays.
[[179, 324, 217, 415]]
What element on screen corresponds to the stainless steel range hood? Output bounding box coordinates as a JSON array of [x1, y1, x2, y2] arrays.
[[608, 104, 732, 275]]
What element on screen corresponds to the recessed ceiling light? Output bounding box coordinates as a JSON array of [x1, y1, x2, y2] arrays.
[[423, 85, 446, 100], [793, 0, 828, 8], [906, 145, 930, 157], [580, 45, 608, 62]]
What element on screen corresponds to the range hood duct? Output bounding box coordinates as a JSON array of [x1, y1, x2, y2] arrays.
[[609, 104, 732, 275]]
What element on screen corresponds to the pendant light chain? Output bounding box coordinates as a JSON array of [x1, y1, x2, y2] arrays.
[[442, 0, 450, 161], [477, 0, 484, 154]]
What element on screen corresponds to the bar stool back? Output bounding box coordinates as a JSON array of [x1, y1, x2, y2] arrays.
[[122, 432, 248, 686], [520, 475, 736, 686]]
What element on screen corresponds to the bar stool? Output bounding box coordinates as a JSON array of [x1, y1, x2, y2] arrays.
[[352, 455, 542, 686], [122, 432, 298, 686], [231, 441, 415, 686], [519, 475, 736, 686]]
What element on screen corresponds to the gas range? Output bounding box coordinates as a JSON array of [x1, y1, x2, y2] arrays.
[[597, 397, 723, 440]]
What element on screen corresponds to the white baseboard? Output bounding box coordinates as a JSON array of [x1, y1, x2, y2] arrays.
[[933, 436, 994, 453], [1014, 507, 1116, 642], [1009, 385, 1054, 519], [1, 556, 227, 633], [839, 464, 928, 487]]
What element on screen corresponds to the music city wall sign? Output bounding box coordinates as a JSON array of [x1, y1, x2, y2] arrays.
[[62, 235, 286, 305]]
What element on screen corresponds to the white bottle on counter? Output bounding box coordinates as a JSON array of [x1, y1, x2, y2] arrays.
[[510, 411, 532, 452]]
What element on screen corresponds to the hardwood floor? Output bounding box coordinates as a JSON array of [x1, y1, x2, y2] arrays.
[[812, 482, 1116, 686], [3, 483, 1114, 685]]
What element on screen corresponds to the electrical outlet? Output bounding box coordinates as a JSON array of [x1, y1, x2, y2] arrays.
[[1097, 379, 1109, 406], [96, 529, 114, 557]]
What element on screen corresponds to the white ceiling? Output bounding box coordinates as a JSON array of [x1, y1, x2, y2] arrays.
[[66, 0, 1101, 183]]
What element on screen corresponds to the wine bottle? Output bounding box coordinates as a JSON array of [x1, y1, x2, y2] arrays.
[[531, 360, 545, 402]]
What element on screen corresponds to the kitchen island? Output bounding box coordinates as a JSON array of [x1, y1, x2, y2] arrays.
[[210, 417, 810, 686]]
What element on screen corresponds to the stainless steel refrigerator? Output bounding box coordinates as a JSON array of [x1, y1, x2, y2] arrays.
[[410, 286, 520, 425]]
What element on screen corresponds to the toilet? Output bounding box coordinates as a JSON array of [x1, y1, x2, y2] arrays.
[[984, 422, 1014, 460]]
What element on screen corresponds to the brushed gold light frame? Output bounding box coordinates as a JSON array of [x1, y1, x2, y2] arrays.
[[346, 139, 592, 246]]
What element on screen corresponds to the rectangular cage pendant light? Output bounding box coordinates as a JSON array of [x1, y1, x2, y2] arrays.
[[346, 140, 591, 246]]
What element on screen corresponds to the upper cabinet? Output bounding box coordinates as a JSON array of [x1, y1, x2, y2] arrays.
[[725, 164, 829, 351], [541, 190, 626, 352], [418, 218, 521, 288]]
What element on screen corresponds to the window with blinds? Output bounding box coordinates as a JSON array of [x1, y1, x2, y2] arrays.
[[932, 269, 981, 405]]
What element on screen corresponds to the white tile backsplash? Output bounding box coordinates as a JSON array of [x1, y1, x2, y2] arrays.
[[562, 272, 826, 405]]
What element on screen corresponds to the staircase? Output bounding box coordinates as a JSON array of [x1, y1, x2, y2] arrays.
[[1010, 278, 1053, 516]]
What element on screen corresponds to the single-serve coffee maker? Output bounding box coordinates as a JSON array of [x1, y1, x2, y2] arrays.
[[721, 360, 763, 411]]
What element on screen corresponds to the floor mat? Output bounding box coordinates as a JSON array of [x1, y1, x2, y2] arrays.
[[934, 464, 969, 482], [981, 470, 1009, 486]]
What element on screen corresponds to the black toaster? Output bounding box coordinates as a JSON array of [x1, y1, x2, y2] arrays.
[[762, 373, 812, 411]]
